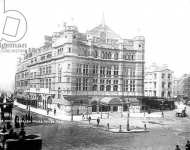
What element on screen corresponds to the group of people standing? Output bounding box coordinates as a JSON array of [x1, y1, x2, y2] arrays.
[[175, 140, 190, 150], [14, 113, 33, 128], [84, 115, 100, 127]]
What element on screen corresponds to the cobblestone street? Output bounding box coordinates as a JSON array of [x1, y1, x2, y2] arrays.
[[10, 105, 190, 150]]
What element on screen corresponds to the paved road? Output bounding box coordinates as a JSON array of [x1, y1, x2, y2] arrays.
[[10, 106, 190, 150]]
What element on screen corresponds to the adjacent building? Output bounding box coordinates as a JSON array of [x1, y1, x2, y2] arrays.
[[15, 17, 145, 114], [173, 74, 190, 98], [144, 64, 173, 98]]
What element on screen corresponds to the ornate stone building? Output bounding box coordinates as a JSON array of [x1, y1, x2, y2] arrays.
[[15, 18, 145, 114]]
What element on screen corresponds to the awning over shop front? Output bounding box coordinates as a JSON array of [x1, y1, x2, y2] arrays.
[[100, 97, 122, 105], [53, 98, 71, 105], [64, 96, 92, 105], [122, 97, 139, 104]]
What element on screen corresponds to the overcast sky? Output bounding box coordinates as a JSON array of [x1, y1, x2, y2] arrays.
[[0, 0, 190, 91]]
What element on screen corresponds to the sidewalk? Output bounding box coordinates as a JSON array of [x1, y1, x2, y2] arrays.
[[14, 101, 163, 122], [14, 101, 72, 121]]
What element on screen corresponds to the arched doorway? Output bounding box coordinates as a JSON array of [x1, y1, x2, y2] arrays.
[[91, 101, 97, 112], [100, 97, 123, 112]]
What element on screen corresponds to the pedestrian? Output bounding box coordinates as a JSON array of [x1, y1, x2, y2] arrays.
[[162, 111, 164, 118], [47, 109, 49, 115], [30, 115, 33, 123], [82, 114, 85, 120], [19, 127, 26, 139], [21, 121, 24, 129], [185, 140, 190, 150], [97, 117, 100, 126], [54, 108, 56, 115], [88, 116, 91, 124], [144, 123, 147, 130], [175, 145, 181, 150], [25, 113, 28, 122], [22, 116, 25, 122]]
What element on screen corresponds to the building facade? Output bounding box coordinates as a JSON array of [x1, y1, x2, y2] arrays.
[[173, 74, 190, 98], [15, 18, 145, 114], [144, 64, 173, 98]]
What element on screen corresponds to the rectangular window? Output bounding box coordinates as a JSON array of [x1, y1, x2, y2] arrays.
[[124, 80, 128, 92], [106, 66, 112, 77], [130, 80, 133, 92], [92, 64, 96, 74], [132, 80, 135, 92], [67, 77, 70, 82], [162, 82, 165, 88], [49, 78, 51, 89], [83, 78, 88, 91], [154, 73, 157, 79], [168, 74, 171, 79], [68, 47, 72, 53], [68, 64, 71, 69], [162, 73, 165, 79], [46, 66, 48, 74], [58, 69, 62, 82], [43, 67, 45, 75], [76, 78, 81, 91], [46, 78, 48, 88], [114, 65, 118, 76], [49, 66, 52, 74], [41, 55, 45, 61], [40, 68, 42, 75]]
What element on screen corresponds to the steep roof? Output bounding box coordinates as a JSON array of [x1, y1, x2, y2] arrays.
[[87, 24, 121, 40]]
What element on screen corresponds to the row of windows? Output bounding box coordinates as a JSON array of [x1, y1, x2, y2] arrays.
[[123, 80, 135, 92], [123, 54, 135, 61], [76, 64, 135, 77], [39, 65, 52, 75], [145, 90, 172, 97], [75, 78, 135, 92], [162, 73, 172, 79], [162, 82, 172, 88], [16, 71, 29, 79], [16, 81, 28, 87], [40, 78, 52, 89], [40, 53, 52, 61], [57, 47, 72, 55]]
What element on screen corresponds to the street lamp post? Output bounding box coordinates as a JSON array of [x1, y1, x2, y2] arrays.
[[28, 93, 31, 118], [71, 101, 73, 121], [127, 103, 130, 131], [121, 102, 123, 118]]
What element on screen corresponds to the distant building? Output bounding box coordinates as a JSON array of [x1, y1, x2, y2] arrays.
[[144, 64, 173, 98], [173, 74, 190, 98], [15, 16, 145, 115]]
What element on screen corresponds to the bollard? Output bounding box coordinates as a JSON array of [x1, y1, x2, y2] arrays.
[[144, 123, 147, 130], [119, 125, 122, 132], [127, 124, 130, 131], [107, 123, 109, 131]]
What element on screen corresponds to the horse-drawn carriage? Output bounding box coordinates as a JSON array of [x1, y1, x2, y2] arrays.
[[176, 109, 187, 117]]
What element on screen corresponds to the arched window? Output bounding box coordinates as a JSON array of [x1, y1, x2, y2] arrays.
[[108, 52, 111, 59], [114, 52, 118, 60], [100, 85, 104, 91], [113, 85, 118, 91], [94, 50, 98, 58], [105, 52, 108, 59], [101, 52, 104, 59], [92, 85, 97, 91], [106, 85, 111, 91]]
